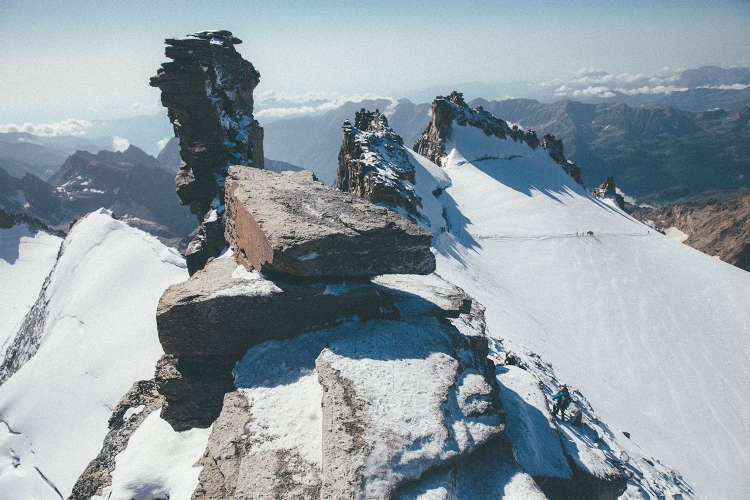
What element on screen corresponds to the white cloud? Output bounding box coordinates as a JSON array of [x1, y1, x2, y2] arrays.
[[572, 86, 615, 98], [112, 136, 130, 152], [157, 137, 171, 151], [615, 85, 688, 95], [0, 118, 92, 137], [554, 85, 572, 96], [254, 92, 396, 120], [700, 83, 750, 90]]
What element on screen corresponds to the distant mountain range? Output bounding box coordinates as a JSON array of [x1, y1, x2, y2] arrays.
[[0, 139, 306, 247], [0, 145, 195, 245], [3, 65, 749, 207]]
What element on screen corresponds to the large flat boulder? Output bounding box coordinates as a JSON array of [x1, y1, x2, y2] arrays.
[[225, 167, 435, 279], [155, 256, 397, 429]]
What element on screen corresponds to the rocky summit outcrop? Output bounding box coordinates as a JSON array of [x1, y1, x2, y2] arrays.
[[150, 30, 264, 274], [592, 176, 625, 209], [190, 272, 510, 500], [336, 109, 426, 224], [225, 167, 435, 279], [413, 91, 582, 184], [155, 256, 397, 429]]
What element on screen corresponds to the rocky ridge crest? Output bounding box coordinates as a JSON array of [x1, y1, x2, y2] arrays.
[[413, 91, 582, 184]]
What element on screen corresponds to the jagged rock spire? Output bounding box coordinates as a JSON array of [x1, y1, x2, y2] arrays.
[[592, 176, 626, 209], [413, 91, 582, 184], [337, 108, 426, 225], [150, 30, 264, 274]]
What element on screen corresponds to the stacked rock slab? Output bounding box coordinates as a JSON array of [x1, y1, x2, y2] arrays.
[[150, 30, 264, 274], [336, 109, 426, 224], [225, 167, 436, 279], [413, 91, 583, 184], [156, 167, 436, 429], [191, 273, 513, 500]]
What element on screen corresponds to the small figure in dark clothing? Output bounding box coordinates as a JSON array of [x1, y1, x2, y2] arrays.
[[552, 385, 571, 421]]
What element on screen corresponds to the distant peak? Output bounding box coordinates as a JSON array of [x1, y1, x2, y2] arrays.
[[414, 92, 582, 184]]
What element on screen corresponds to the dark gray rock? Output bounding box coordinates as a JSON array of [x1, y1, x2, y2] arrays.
[[224, 167, 435, 280], [150, 30, 265, 274], [592, 176, 625, 209], [336, 109, 425, 224]]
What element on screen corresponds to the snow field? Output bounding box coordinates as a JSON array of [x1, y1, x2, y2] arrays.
[[0, 209, 188, 498], [93, 410, 210, 500], [410, 122, 750, 499], [0, 224, 62, 357]]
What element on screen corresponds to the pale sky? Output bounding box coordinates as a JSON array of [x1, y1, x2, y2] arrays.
[[1, 0, 748, 123]]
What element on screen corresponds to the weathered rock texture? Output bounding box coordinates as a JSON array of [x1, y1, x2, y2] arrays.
[[150, 30, 264, 274], [225, 167, 435, 279], [413, 91, 582, 184], [191, 273, 510, 499], [592, 176, 626, 209], [336, 109, 426, 224], [627, 191, 750, 272], [156, 257, 399, 429]]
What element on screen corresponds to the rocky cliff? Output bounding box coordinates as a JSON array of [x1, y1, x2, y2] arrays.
[[150, 30, 265, 274], [413, 91, 582, 184], [336, 109, 426, 224]]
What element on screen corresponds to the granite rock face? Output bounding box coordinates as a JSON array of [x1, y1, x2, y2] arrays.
[[592, 176, 625, 209], [150, 30, 264, 274], [225, 167, 436, 279], [336, 109, 425, 224], [413, 91, 582, 184]]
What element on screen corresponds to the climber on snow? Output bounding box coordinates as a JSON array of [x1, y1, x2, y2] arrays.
[[551, 385, 571, 421]]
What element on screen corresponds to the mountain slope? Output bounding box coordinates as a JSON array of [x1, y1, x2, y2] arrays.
[[470, 98, 750, 197], [627, 192, 750, 272], [0, 210, 188, 499], [0, 212, 62, 358], [407, 116, 750, 499]]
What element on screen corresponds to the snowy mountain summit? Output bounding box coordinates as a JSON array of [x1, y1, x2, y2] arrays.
[[413, 91, 582, 184], [2, 30, 749, 500]]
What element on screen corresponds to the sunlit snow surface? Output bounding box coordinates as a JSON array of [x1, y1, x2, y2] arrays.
[[0, 210, 189, 499], [0, 224, 61, 357], [93, 411, 210, 500], [411, 124, 750, 499]]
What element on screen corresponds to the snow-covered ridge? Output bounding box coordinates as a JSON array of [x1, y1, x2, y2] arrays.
[[413, 91, 582, 184], [0, 209, 188, 499], [412, 113, 750, 499]]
